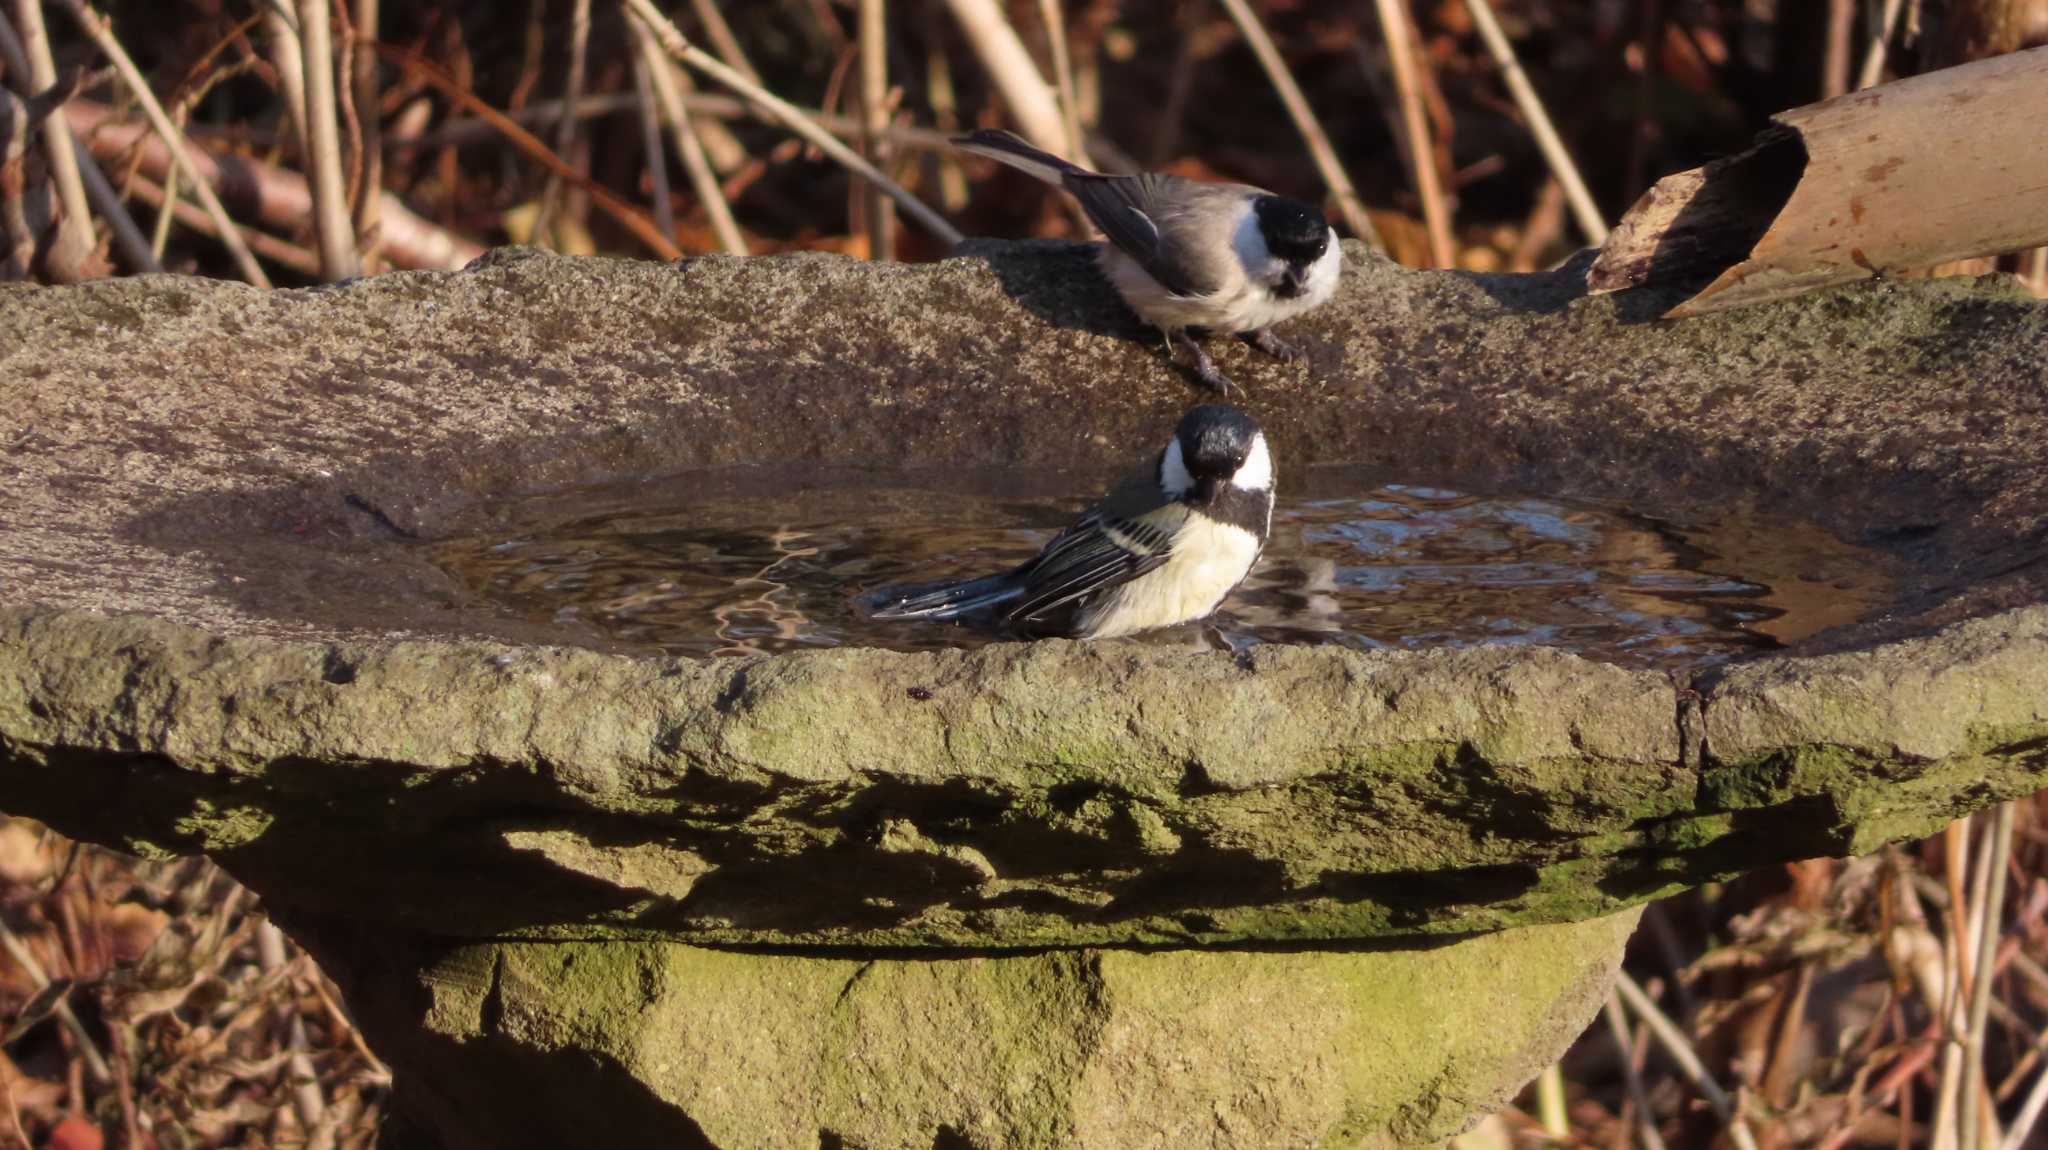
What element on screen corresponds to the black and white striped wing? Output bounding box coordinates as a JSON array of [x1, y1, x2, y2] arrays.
[[1004, 509, 1182, 623]]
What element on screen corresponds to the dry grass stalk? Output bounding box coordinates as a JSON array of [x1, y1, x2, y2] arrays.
[[858, 0, 895, 258], [72, 102, 480, 269], [535, 0, 590, 249], [629, 11, 745, 255], [1961, 803, 2017, 1150], [1858, 0, 1909, 88], [0, 918, 109, 1085], [6, 0, 93, 274], [1462, 0, 1607, 245], [56, 0, 271, 286], [1036, 0, 1086, 160], [1215, 0, 1383, 252], [256, 920, 327, 1131], [1614, 970, 1762, 1150], [54, 0, 270, 284], [626, 0, 962, 246], [297, 0, 359, 279], [347, 0, 382, 267], [1823, 0, 1855, 97], [262, 4, 309, 150], [1603, 991, 1670, 1150], [942, 0, 1070, 156], [688, 0, 759, 82], [627, 41, 674, 242], [65, 131, 153, 271], [375, 43, 683, 259], [128, 170, 321, 275], [1369, 0, 1451, 266]]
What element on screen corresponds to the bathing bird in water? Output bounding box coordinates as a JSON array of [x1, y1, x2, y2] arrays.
[[953, 129, 1341, 394], [865, 404, 1274, 639]]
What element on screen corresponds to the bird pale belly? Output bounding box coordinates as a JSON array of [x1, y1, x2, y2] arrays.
[[1098, 243, 1341, 335], [1077, 517, 1264, 638]]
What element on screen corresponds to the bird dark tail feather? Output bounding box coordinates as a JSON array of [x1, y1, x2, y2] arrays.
[[950, 129, 1088, 186], [863, 571, 1024, 621]]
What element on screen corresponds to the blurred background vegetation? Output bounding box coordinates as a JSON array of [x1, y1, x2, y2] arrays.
[[5, 1, 2048, 1148]]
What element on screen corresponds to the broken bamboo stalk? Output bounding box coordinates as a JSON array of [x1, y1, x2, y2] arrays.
[[1589, 45, 2048, 317]]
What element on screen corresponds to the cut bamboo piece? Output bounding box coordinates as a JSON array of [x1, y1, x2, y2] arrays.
[[1589, 45, 2048, 317]]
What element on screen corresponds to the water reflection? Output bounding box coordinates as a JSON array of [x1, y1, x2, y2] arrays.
[[433, 469, 1891, 668]]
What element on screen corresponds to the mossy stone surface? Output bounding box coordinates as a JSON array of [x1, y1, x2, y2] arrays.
[[319, 909, 1638, 1150]]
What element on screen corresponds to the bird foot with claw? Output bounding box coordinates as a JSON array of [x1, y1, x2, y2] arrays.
[[1243, 329, 1305, 362], [1172, 333, 1237, 394]]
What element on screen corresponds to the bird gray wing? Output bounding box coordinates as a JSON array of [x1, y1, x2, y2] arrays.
[[1064, 174, 1239, 299], [1005, 463, 1186, 621]]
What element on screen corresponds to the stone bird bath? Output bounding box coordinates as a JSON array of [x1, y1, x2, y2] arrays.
[[2, 242, 2045, 1149]]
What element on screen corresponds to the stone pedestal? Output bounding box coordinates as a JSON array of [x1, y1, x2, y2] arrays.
[[2, 246, 2044, 1145]]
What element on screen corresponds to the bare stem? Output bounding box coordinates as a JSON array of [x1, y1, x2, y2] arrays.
[[1857, 0, 1908, 89], [688, 0, 759, 82], [55, 0, 271, 286], [626, 0, 962, 246], [942, 0, 1070, 157], [0, 916, 111, 1084], [1214, 0, 1384, 252], [536, 0, 590, 248], [1463, 0, 1607, 245], [1961, 802, 2016, 1150], [1614, 971, 1761, 1150], [858, 0, 895, 258], [627, 36, 675, 244], [631, 10, 745, 255], [1604, 992, 1670, 1150], [1036, 0, 1085, 160], [1370, 0, 1452, 266], [298, 0, 359, 278], [8, 0, 94, 271]]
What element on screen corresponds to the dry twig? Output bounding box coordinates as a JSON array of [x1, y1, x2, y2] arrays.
[[1462, 0, 1607, 245], [625, 0, 962, 246], [1215, 0, 1382, 251], [1614, 970, 1762, 1150], [534, 0, 589, 248], [942, 0, 1069, 156], [54, 0, 271, 286], [1369, 0, 1451, 265], [297, 0, 358, 279], [6, 0, 93, 275], [857, 0, 894, 258], [629, 10, 745, 255]]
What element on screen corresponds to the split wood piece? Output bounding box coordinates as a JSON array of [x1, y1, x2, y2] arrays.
[[1589, 45, 2048, 317]]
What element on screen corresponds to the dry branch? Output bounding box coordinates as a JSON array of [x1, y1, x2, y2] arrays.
[[297, 0, 358, 279], [942, 0, 1070, 157], [1589, 46, 2048, 317], [68, 102, 480, 269], [373, 42, 683, 260], [55, 0, 271, 286], [1216, 0, 1383, 251], [6, 0, 93, 276], [628, 11, 744, 255], [1463, 0, 1607, 245], [625, 0, 962, 247], [857, 0, 894, 257], [1370, 0, 1451, 266]]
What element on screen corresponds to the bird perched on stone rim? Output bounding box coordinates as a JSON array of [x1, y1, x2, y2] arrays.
[[954, 128, 1341, 394], [864, 404, 1274, 639]]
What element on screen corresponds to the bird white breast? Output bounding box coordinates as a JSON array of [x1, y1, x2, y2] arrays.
[[1076, 516, 1264, 638], [1098, 212, 1341, 335]]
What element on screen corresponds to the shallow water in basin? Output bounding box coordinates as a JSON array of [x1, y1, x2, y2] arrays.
[[432, 465, 1893, 668]]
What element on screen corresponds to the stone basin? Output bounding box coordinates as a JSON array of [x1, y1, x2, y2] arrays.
[[2, 242, 2045, 1149]]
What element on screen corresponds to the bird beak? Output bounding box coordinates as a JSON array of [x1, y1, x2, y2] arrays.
[[1277, 266, 1308, 299], [1194, 476, 1221, 503]]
